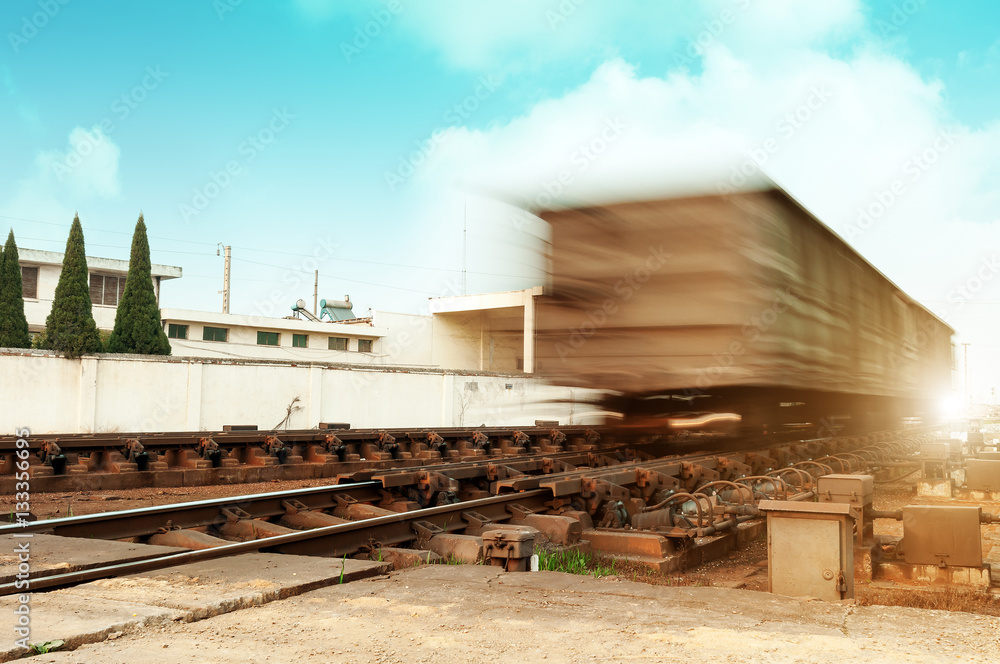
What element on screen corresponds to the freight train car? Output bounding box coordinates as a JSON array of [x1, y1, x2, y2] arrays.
[[534, 187, 954, 435]]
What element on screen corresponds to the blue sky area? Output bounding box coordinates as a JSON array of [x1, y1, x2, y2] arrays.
[[2, 0, 999, 396]]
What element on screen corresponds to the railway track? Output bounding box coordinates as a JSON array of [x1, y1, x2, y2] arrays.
[[0, 428, 937, 596], [0, 424, 602, 492]]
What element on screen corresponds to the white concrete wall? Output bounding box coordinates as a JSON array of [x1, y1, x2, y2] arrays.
[[374, 311, 434, 366], [432, 311, 484, 371], [0, 350, 603, 434], [432, 311, 526, 372]]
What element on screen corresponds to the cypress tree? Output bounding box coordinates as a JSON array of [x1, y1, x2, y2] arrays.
[[45, 214, 101, 357], [0, 229, 31, 348], [107, 213, 171, 355]]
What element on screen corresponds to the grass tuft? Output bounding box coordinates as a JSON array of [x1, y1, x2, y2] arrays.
[[534, 547, 618, 578]]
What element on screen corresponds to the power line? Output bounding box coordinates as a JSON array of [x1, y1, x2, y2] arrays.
[[231, 257, 439, 296], [1, 213, 545, 279]]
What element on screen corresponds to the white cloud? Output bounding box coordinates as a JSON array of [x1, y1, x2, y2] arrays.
[[402, 11, 1000, 398], [1, 126, 123, 234], [389, 0, 865, 71], [33, 125, 122, 199]]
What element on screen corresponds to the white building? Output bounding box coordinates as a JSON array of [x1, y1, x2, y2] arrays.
[[159, 289, 543, 371], [18, 248, 182, 333], [16, 247, 543, 374], [429, 287, 541, 373]]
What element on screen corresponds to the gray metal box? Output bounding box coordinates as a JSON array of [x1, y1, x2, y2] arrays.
[[902, 505, 982, 567], [966, 459, 1000, 492], [760, 500, 856, 601], [817, 474, 873, 508]]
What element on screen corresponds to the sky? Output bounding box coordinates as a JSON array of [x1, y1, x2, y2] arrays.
[[1, 0, 999, 402]]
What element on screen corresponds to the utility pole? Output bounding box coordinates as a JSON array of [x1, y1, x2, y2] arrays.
[[313, 270, 318, 314], [963, 342, 971, 405], [217, 243, 231, 314], [462, 197, 468, 296]]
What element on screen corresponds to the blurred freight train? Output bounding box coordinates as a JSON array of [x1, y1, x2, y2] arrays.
[[534, 187, 954, 437]]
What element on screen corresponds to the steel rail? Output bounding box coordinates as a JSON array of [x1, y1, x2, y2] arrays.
[[0, 488, 552, 596], [0, 481, 383, 540]]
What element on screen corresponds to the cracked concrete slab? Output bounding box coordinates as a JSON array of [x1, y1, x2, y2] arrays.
[[0, 534, 185, 584], [26, 565, 1000, 663], [0, 553, 389, 662]]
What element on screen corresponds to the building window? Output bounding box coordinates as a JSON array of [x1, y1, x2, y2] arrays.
[[90, 273, 126, 306], [292, 334, 308, 348], [257, 331, 279, 346], [20, 266, 38, 299], [328, 336, 348, 351], [203, 326, 228, 342], [167, 324, 188, 340], [357, 338, 373, 353]]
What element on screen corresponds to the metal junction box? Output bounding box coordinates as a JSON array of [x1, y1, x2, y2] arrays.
[[818, 474, 873, 508], [966, 459, 1000, 492], [921, 441, 951, 460], [901, 505, 982, 568], [760, 500, 856, 601], [818, 474, 874, 546]]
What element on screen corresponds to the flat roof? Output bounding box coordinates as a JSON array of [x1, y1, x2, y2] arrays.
[[161, 308, 386, 337], [429, 286, 543, 314], [19, 248, 182, 280]]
